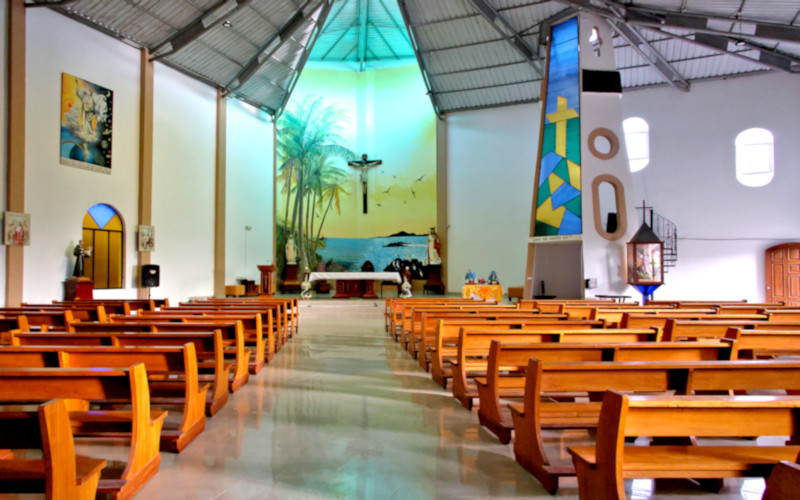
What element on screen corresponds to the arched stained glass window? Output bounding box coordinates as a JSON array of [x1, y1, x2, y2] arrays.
[[623, 117, 649, 172], [82, 204, 124, 289], [735, 128, 774, 187]]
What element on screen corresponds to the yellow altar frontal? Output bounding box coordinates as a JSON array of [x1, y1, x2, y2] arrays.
[[461, 284, 504, 302]]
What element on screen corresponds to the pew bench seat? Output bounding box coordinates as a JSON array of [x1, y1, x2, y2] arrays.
[[568, 393, 800, 500], [0, 400, 107, 500]]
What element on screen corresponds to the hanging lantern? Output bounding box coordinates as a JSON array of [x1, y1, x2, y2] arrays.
[[627, 221, 664, 303]]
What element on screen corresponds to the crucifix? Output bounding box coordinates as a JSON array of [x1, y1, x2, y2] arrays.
[[347, 153, 383, 214]]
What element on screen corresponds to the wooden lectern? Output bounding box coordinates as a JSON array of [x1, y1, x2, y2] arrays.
[[258, 265, 275, 296]]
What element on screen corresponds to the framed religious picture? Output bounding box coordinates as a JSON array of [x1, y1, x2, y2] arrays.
[[4, 212, 30, 246], [60, 73, 113, 174], [138, 225, 155, 252]]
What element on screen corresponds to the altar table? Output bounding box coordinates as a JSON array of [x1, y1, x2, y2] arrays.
[[308, 272, 401, 299], [462, 284, 504, 302]]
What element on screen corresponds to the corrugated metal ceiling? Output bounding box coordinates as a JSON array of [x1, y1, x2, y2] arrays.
[[36, 0, 800, 117]]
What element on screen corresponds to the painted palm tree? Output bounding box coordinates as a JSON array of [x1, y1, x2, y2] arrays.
[[277, 95, 354, 272]]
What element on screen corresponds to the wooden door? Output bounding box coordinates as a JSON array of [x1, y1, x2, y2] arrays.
[[766, 243, 800, 306]]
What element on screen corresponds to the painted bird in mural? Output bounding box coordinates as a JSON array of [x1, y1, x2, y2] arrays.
[[382, 187, 391, 194], [377, 203, 383, 207], [415, 175, 425, 183], [410, 187, 416, 198]]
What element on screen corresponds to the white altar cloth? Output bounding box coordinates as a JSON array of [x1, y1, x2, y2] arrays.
[[307, 272, 401, 283]]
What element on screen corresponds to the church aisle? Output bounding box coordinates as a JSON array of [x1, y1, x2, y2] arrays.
[[136, 301, 768, 500]]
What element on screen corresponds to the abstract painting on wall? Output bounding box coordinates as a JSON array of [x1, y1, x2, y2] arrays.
[[533, 18, 582, 241], [60, 73, 113, 174]]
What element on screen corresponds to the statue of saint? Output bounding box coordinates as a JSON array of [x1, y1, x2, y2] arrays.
[[72, 240, 92, 278], [285, 234, 297, 265], [427, 228, 442, 265]]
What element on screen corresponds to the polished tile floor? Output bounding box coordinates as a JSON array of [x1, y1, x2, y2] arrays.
[[83, 301, 775, 498]]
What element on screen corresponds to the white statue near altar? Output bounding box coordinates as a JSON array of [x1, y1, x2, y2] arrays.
[[427, 228, 441, 265], [285, 234, 297, 264]]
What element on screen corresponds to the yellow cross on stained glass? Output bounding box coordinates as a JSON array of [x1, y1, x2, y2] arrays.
[[545, 96, 579, 157]]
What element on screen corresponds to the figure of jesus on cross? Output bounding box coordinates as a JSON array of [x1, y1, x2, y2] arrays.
[[347, 153, 383, 214]]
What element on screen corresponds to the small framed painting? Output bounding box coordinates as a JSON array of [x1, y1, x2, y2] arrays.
[[138, 225, 155, 252], [4, 212, 30, 246]]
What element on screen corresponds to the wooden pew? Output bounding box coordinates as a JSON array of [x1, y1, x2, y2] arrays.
[[568, 392, 800, 500], [510, 359, 800, 494], [0, 364, 165, 500], [518, 299, 622, 313], [70, 320, 249, 392], [56, 299, 162, 315], [141, 309, 276, 363], [112, 313, 268, 374], [0, 344, 208, 453], [385, 297, 478, 334], [409, 308, 561, 360], [724, 327, 800, 358], [182, 297, 296, 342], [0, 316, 26, 345], [0, 399, 107, 500], [401, 303, 515, 349], [171, 302, 288, 350], [11, 331, 230, 416], [662, 319, 772, 340], [476, 339, 738, 443], [19, 304, 107, 323], [764, 457, 800, 500], [0, 309, 71, 332], [430, 319, 605, 388], [763, 309, 800, 321], [451, 328, 661, 409], [393, 300, 494, 342], [561, 304, 674, 320]]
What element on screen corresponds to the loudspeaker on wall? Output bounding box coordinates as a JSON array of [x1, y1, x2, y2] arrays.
[[142, 264, 160, 287]]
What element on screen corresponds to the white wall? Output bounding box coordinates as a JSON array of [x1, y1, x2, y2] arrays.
[[225, 99, 274, 285], [446, 104, 538, 292], [24, 8, 140, 302], [622, 72, 800, 301], [151, 64, 217, 302]]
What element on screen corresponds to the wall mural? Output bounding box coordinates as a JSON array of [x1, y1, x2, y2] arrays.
[[276, 66, 436, 280], [533, 18, 582, 240], [60, 73, 113, 174]]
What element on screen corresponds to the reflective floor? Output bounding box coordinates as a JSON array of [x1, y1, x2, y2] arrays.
[[2, 300, 775, 499]]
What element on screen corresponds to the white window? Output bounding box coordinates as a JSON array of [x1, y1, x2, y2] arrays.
[[623, 117, 649, 172], [735, 128, 774, 187]]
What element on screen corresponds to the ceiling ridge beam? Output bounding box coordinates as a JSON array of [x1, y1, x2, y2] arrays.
[[377, 0, 411, 45], [372, 22, 400, 59], [466, 0, 543, 77], [604, 1, 800, 44], [319, 19, 357, 60], [397, 0, 443, 117], [150, 0, 253, 61], [357, 0, 369, 71], [606, 18, 690, 91], [275, 0, 335, 118], [559, 0, 689, 91], [653, 28, 799, 74], [224, 0, 318, 93]]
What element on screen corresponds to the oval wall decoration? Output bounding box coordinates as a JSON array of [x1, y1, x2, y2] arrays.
[[587, 127, 620, 160], [591, 175, 628, 241]]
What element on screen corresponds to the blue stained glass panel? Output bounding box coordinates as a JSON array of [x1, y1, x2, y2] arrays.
[[88, 203, 117, 230]]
